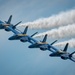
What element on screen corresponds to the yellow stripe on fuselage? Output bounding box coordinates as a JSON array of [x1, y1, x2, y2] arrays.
[[18, 34, 27, 36], [4, 24, 10, 26], [38, 42, 48, 44], [5, 26, 9, 28]]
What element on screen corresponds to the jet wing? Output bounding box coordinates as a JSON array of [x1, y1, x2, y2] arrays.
[[7, 26, 20, 34], [28, 36, 38, 44], [69, 51, 75, 62], [69, 57, 75, 62], [49, 44, 58, 52]]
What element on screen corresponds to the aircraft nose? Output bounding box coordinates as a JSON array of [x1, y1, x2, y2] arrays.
[[28, 45, 33, 48], [8, 37, 11, 40], [49, 54, 52, 56], [8, 37, 13, 40], [49, 53, 54, 56]]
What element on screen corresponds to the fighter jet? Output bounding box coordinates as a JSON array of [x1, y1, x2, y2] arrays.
[[49, 43, 75, 62], [0, 15, 22, 31], [28, 34, 57, 51], [8, 26, 38, 43]]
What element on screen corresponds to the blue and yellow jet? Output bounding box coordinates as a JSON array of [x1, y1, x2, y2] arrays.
[[28, 34, 57, 52], [49, 43, 75, 62], [0, 15, 22, 31], [8, 26, 38, 43]]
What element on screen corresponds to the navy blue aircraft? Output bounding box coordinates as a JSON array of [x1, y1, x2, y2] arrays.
[[8, 26, 38, 43], [49, 43, 75, 62], [28, 34, 57, 51], [0, 15, 22, 31]]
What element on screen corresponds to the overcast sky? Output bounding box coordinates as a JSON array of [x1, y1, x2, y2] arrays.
[[0, 0, 75, 75]]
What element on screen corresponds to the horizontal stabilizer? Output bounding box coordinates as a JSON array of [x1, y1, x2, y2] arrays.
[[13, 21, 22, 29], [50, 40, 58, 45], [69, 51, 75, 62], [14, 21, 22, 27], [69, 51, 75, 57], [31, 32, 38, 37]]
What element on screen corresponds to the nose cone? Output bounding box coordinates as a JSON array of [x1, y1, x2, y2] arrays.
[[8, 37, 12, 40], [49, 54, 52, 56], [28, 45, 33, 48], [28, 44, 35, 48], [49, 53, 55, 56], [8, 36, 15, 40]]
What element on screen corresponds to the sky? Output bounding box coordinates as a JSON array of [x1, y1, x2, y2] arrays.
[[0, 0, 75, 75]]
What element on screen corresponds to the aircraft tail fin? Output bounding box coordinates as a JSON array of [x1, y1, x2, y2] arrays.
[[42, 34, 47, 42], [23, 26, 28, 34], [63, 43, 69, 52], [50, 40, 58, 45], [31, 32, 38, 37], [5, 15, 12, 24]]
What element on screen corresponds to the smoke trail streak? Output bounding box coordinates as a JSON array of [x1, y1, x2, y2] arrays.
[[33, 24, 75, 39], [53, 39, 75, 48], [19, 9, 75, 29]]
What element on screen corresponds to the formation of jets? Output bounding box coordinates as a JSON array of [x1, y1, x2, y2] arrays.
[[0, 15, 75, 62]]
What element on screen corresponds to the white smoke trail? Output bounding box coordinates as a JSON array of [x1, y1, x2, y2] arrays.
[[53, 39, 75, 48], [19, 9, 75, 29], [33, 24, 75, 39]]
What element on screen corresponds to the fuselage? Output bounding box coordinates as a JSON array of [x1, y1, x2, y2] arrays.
[[9, 34, 29, 42], [28, 42, 49, 51], [50, 50, 70, 60]]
